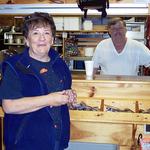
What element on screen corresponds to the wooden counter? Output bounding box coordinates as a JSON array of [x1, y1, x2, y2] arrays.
[[0, 74, 150, 149], [70, 73, 150, 150], [72, 73, 150, 100]]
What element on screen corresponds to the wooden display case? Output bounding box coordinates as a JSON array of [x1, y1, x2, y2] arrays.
[[70, 74, 150, 150], [0, 74, 150, 149]]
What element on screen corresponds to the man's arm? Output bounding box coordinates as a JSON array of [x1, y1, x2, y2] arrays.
[[93, 68, 99, 75]]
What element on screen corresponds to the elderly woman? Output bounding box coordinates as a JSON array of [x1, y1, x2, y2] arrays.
[[0, 12, 76, 150]]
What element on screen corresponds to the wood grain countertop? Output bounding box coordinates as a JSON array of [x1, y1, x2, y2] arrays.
[[71, 71, 150, 84]]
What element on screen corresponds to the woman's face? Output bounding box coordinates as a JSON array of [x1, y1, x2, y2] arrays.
[[25, 25, 54, 61]]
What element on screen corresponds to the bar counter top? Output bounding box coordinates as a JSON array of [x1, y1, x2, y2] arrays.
[[72, 71, 150, 83], [70, 72, 150, 150], [71, 71, 150, 101]]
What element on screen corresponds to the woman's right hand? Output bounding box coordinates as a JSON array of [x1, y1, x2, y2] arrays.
[[47, 89, 77, 106], [2, 90, 77, 114]]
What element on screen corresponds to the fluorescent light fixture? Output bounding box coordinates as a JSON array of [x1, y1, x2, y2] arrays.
[[0, 3, 148, 16]]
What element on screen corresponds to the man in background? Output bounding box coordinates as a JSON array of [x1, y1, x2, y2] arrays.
[[92, 17, 150, 76]]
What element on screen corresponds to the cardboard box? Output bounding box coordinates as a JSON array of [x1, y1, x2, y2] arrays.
[[64, 17, 81, 31], [53, 17, 64, 31]]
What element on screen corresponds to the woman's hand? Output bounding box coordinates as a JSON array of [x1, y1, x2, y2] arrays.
[[2, 89, 77, 114], [47, 89, 77, 106], [64, 89, 77, 103]]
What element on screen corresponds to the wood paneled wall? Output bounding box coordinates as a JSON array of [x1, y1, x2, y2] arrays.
[[0, 15, 15, 26]]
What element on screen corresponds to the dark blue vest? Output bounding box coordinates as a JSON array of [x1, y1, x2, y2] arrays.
[[2, 48, 72, 150]]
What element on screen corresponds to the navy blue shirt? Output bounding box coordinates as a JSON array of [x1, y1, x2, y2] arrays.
[[30, 57, 63, 93], [30, 57, 62, 129]]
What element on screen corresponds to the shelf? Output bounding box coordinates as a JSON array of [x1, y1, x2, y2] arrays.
[[4, 32, 25, 47], [57, 29, 108, 33], [66, 56, 92, 61], [4, 30, 108, 36], [4, 32, 22, 35], [3, 29, 105, 63], [70, 110, 150, 125], [53, 44, 62, 47], [4, 43, 25, 46], [71, 69, 85, 72]]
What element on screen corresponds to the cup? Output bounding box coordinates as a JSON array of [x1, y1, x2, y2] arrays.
[[16, 38, 21, 44], [8, 38, 13, 44], [84, 60, 94, 80]]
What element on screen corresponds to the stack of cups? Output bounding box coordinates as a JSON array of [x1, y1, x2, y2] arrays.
[[84, 60, 94, 80]]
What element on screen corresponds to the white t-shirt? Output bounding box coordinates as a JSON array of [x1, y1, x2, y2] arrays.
[[92, 38, 150, 76]]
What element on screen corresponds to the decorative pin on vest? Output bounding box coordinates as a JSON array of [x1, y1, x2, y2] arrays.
[[40, 68, 48, 74]]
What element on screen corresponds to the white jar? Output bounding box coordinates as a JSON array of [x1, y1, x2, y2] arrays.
[[83, 20, 93, 30], [16, 38, 21, 44], [84, 47, 94, 57]]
